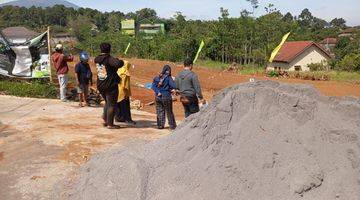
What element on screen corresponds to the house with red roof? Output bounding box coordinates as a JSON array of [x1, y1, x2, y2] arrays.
[[319, 38, 338, 53], [268, 41, 332, 72]]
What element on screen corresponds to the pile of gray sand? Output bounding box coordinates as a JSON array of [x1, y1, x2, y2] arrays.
[[65, 81, 360, 200]]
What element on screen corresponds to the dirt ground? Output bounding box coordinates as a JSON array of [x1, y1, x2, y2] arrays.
[[1, 58, 359, 199], [65, 57, 360, 119], [0, 96, 170, 199]]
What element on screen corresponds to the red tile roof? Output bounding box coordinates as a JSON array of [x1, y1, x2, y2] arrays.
[[273, 41, 331, 63]]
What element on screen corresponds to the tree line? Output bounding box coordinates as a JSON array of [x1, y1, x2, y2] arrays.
[[0, 3, 359, 71]]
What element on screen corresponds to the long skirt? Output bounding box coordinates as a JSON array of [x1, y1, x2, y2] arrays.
[[115, 97, 133, 122]]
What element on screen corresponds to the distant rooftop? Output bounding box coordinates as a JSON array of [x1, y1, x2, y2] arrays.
[[1, 26, 39, 39], [319, 38, 338, 45], [341, 27, 359, 34]]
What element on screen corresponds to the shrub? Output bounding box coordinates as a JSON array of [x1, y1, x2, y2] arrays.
[[335, 53, 360, 72], [308, 62, 329, 71], [267, 70, 279, 77], [288, 71, 330, 81]]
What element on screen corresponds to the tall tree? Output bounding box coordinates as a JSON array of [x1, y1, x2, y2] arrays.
[[246, 0, 259, 15], [330, 18, 347, 29], [171, 12, 186, 35], [298, 8, 313, 28], [282, 12, 293, 22], [136, 8, 158, 22], [220, 7, 229, 19], [68, 15, 93, 42], [264, 3, 277, 14], [108, 14, 121, 32], [312, 17, 327, 30]]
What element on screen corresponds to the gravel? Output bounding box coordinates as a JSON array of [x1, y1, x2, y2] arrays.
[[64, 80, 360, 200]]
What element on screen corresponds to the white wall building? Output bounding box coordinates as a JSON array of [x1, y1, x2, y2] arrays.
[[268, 41, 331, 72]]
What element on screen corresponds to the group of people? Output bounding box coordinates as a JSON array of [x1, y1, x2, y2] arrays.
[[51, 42, 205, 130], [151, 58, 206, 130]]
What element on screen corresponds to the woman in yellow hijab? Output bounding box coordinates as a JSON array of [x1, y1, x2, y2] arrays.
[[115, 61, 136, 125]]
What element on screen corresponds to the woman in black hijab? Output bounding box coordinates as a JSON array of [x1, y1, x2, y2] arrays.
[[151, 65, 177, 130]]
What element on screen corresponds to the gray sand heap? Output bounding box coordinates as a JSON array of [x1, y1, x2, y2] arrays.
[[67, 81, 360, 200]]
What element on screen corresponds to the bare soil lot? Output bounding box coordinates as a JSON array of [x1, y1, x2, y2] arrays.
[[65, 58, 360, 119], [0, 96, 169, 199]]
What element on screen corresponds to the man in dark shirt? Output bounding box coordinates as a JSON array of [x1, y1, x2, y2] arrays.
[[94, 43, 124, 129], [75, 51, 92, 107], [176, 58, 206, 118]]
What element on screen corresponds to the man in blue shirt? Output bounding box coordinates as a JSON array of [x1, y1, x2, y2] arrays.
[[151, 65, 177, 130]]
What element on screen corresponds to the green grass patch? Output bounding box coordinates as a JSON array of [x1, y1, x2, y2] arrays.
[[327, 71, 360, 82], [195, 60, 228, 70], [239, 66, 264, 75], [0, 79, 57, 98], [270, 70, 360, 82], [196, 59, 265, 75]]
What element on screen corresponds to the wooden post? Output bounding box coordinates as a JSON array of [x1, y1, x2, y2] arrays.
[[47, 26, 53, 82]]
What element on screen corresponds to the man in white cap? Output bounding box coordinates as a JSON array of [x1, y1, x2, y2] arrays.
[[51, 44, 74, 102]]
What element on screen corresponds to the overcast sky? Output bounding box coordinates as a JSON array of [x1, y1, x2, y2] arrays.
[[2, 0, 360, 25]]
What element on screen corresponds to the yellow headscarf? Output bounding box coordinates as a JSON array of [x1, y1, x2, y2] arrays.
[[117, 60, 131, 102]]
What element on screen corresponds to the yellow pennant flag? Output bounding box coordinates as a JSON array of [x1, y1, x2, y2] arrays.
[[193, 40, 205, 63], [124, 42, 131, 55], [269, 32, 291, 63]]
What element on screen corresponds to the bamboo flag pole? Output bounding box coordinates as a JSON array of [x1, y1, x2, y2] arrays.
[[124, 42, 131, 55], [47, 26, 53, 82]]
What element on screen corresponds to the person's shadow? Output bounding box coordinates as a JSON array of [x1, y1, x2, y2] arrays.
[[120, 120, 158, 129]]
